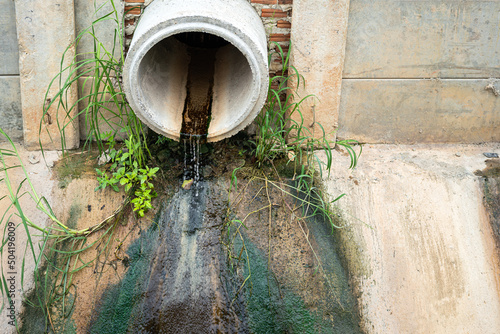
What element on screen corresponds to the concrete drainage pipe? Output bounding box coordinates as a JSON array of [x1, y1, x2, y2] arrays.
[[123, 0, 269, 142]]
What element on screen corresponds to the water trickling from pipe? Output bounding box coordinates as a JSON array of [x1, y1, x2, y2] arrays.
[[179, 32, 226, 193]]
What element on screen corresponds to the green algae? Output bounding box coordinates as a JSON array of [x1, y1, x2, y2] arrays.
[[233, 230, 361, 334], [480, 175, 500, 247], [89, 218, 160, 333], [234, 235, 318, 333], [89, 183, 240, 333], [306, 213, 363, 333]]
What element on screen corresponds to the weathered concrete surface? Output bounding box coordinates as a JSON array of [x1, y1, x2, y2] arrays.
[[0, 142, 59, 333], [338, 79, 500, 144], [0, 77, 23, 141], [44, 172, 128, 334], [344, 0, 500, 79], [341, 1, 500, 144], [0, 0, 23, 142], [319, 144, 500, 334], [290, 0, 350, 142], [15, 0, 79, 150], [0, 0, 20, 75]]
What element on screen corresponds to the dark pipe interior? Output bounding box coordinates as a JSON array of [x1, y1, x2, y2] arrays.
[[174, 33, 230, 137], [137, 31, 253, 140], [174, 32, 230, 49]]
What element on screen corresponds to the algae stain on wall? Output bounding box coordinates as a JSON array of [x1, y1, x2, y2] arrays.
[[87, 176, 364, 333], [232, 230, 362, 334]]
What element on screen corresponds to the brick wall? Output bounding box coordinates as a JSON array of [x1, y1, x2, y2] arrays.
[[122, 0, 293, 77]]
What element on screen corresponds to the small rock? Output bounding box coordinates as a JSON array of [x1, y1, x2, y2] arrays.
[[97, 150, 111, 165], [483, 152, 499, 158], [455, 153, 461, 157], [157, 149, 170, 162], [28, 153, 40, 164], [202, 165, 213, 178]]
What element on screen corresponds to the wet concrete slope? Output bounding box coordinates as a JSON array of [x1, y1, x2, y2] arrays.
[[89, 181, 242, 333]]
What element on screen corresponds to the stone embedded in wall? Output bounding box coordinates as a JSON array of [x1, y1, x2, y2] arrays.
[[0, 0, 20, 75], [75, 0, 125, 140], [250, 0, 293, 76], [0, 77, 23, 141], [75, 0, 124, 74], [123, 0, 147, 49], [344, 0, 500, 79], [0, 0, 23, 141]]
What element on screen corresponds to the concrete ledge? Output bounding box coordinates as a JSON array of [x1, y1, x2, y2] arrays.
[[320, 144, 500, 333]]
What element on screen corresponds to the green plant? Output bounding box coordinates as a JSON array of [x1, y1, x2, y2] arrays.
[[0, 1, 157, 329], [254, 42, 361, 178], [250, 42, 361, 222], [96, 133, 159, 217], [41, 0, 157, 215]]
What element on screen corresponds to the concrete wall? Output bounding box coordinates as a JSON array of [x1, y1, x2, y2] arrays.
[[0, 0, 23, 141], [1, 0, 499, 147], [338, 0, 500, 143], [290, 0, 350, 142]]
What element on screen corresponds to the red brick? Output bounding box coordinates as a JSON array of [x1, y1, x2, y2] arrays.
[[278, 0, 293, 4], [261, 8, 288, 18], [251, 0, 277, 4], [125, 6, 141, 15], [269, 33, 290, 42], [275, 45, 289, 54], [276, 20, 291, 29]]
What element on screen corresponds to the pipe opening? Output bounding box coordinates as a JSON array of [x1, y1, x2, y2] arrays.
[[136, 31, 255, 140]]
